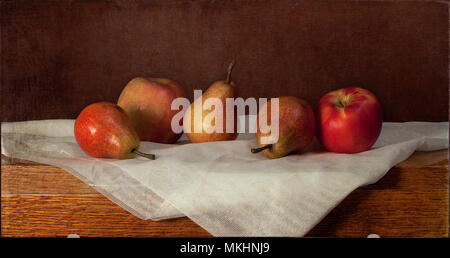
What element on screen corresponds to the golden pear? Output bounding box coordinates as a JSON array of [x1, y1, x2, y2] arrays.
[[184, 60, 238, 143]]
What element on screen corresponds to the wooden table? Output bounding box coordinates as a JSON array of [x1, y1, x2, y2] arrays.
[[1, 150, 448, 237]]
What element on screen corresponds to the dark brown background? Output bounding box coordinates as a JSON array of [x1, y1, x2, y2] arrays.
[[1, 0, 448, 122]]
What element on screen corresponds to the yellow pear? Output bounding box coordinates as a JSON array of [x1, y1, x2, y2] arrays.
[[184, 60, 238, 143]]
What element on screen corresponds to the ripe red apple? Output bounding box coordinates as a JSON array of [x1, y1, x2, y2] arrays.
[[118, 77, 187, 143], [315, 87, 382, 153], [74, 102, 154, 159]]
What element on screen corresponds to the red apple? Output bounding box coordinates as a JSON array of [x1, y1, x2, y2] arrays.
[[315, 87, 382, 153], [118, 77, 187, 143], [74, 102, 154, 159]]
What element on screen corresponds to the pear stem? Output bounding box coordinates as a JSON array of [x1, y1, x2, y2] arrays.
[[225, 59, 236, 84], [133, 149, 156, 160], [251, 144, 273, 154]]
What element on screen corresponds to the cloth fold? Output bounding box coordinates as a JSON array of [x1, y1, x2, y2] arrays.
[[1, 118, 448, 236]]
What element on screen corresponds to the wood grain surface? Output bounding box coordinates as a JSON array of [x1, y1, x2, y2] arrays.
[[1, 150, 448, 237]]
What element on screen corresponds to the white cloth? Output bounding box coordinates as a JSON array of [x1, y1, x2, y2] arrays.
[[1, 118, 448, 236]]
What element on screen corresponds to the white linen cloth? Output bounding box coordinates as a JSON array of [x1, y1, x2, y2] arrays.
[[1, 118, 448, 236]]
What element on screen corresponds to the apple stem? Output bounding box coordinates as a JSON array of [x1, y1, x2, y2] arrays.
[[251, 144, 272, 154], [225, 59, 236, 84], [133, 149, 156, 160]]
